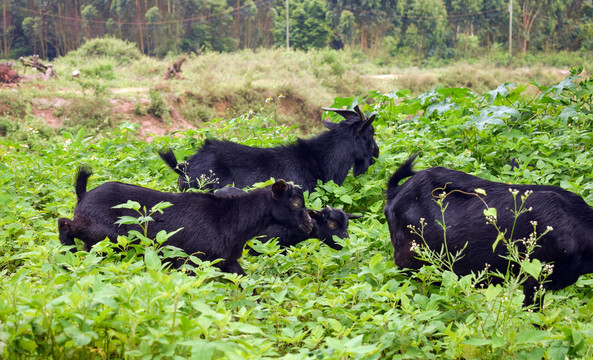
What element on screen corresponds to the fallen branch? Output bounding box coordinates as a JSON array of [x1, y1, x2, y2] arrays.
[[19, 55, 59, 79]]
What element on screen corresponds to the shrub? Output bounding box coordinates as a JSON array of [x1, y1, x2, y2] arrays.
[[73, 36, 142, 64], [147, 89, 170, 120]]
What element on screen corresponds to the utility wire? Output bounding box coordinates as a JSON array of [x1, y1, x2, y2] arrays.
[[9, 1, 506, 32]]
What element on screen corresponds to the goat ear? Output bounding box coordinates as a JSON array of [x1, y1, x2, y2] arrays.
[[322, 118, 339, 130], [271, 179, 289, 199], [346, 213, 363, 220], [358, 113, 376, 132], [307, 209, 322, 220]]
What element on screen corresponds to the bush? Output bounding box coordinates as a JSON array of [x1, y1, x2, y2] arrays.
[[73, 36, 142, 64], [81, 61, 116, 80], [147, 89, 170, 120], [0, 90, 29, 118]]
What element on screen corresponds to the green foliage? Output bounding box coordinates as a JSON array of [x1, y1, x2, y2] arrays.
[[2, 71, 593, 358], [80, 61, 116, 80], [147, 89, 170, 121], [0, 90, 29, 118], [274, 0, 332, 50], [73, 37, 143, 64]]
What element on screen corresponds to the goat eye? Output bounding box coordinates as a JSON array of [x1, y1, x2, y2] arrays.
[[328, 221, 337, 229], [292, 201, 301, 208]]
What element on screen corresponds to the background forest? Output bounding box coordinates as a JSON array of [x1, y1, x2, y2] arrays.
[[1, 0, 592, 60]]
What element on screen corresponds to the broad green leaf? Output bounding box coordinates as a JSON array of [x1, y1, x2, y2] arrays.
[[521, 258, 542, 279], [339, 194, 353, 204], [425, 99, 456, 117], [484, 284, 502, 302], [462, 338, 493, 346], [144, 248, 161, 270], [517, 348, 546, 360], [325, 337, 345, 352], [515, 329, 550, 344], [559, 106, 580, 122], [231, 322, 263, 334]]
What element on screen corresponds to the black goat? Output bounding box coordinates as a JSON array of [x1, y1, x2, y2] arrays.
[[384, 155, 593, 306], [215, 186, 361, 254], [159, 105, 379, 191], [58, 168, 313, 275]]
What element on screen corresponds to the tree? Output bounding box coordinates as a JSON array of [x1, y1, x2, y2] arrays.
[[448, 0, 482, 52], [478, 0, 507, 50], [81, 4, 98, 39], [338, 10, 355, 48], [22, 16, 41, 56], [405, 0, 448, 56], [145, 6, 161, 55], [516, 0, 553, 53], [273, 0, 331, 50], [326, 0, 403, 51]]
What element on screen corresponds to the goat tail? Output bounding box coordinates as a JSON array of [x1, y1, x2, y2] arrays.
[[386, 154, 418, 201], [75, 166, 92, 202], [159, 148, 188, 176]]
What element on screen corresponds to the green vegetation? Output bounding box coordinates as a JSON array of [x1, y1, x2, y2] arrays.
[[6, 43, 588, 137], [1, 56, 593, 358], [3, 0, 591, 62]]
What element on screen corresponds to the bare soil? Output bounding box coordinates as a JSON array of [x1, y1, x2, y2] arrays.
[[29, 87, 197, 141]]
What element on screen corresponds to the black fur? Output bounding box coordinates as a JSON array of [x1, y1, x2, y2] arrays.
[[384, 156, 593, 306], [216, 187, 361, 254], [58, 168, 313, 275], [159, 105, 379, 191]]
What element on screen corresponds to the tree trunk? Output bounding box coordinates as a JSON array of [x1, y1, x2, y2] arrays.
[[136, 0, 145, 53], [521, 2, 539, 53], [2, 1, 9, 58]]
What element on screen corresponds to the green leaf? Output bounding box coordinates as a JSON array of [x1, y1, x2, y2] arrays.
[[113, 200, 141, 211], [74, 332, 93, 346], [474, 188, 487, 196], [485, 83, 516, 103], [425, 99, 456, 117], [325, 337, 345, 352], [559, 105, 580, 122], [231, 322, 263, 334], [517, 348, 546, 360], [144, 248, 161, 270], [484, 284, 502, 302], [462, 338, 493, 346], [521, 258, 542, 279], [115, 216, 140, 226], [339, 194, 353, 204], [74, 127, 85, 146], [483, 207, 497, 219], [151, 201, 173, 213], [515, 329, 550, 344]]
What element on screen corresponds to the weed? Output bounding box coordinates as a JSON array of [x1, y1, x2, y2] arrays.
[[147, 89, 170, 121]]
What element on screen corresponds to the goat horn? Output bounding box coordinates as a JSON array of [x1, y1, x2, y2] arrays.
[[353, 105, 366, 121]]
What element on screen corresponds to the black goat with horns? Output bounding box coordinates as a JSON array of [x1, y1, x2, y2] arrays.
[[159, 105, 379, 191]]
